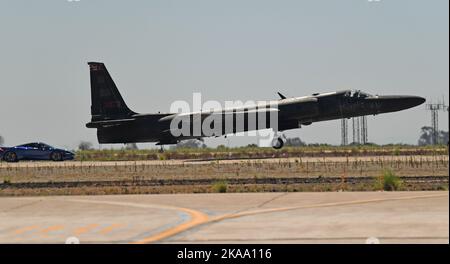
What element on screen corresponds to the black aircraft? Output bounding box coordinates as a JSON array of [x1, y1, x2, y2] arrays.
[[86, 62, 425, 149]]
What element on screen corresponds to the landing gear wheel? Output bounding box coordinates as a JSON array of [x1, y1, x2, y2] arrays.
[[51, 152, 63, 162], [4, 152, 18, 163], [272, 137, 284, 150]]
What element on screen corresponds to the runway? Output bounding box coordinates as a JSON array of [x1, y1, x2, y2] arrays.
[[0, 191, 448, 244]]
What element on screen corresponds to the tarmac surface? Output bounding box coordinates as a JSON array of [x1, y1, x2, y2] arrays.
[[0, 191, 448, 244]]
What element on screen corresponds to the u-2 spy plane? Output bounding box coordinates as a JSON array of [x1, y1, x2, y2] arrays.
[[86, 62, 425, 149]]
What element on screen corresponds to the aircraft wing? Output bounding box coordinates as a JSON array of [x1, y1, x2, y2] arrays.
[[158, 107, 280, 123]]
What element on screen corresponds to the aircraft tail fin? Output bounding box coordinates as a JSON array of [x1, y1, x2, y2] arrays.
[[88, 62, 136, 121]]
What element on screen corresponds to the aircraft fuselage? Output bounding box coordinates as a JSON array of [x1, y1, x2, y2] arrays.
[[85, 62, 425, 148]]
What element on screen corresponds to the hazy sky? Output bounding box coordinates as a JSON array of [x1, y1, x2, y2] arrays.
[[0, 0, 448, 149]]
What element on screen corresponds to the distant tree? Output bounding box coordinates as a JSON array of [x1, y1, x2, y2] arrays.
[[307, 143, 332, 147], [217, 144, 227, 150], [78, 141, 93, 150], [418, 126, 433, 146], [246, 144, 258, 148], [0, 135, 4, 146], [284, 137, 306, 147], [418, 126, 449, 146], [176, 139, 206, 149], [348, 142, 377, 146], [125, 143, 139, 150]]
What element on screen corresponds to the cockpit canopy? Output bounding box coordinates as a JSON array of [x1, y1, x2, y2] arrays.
[[344, 90, 373, 98]]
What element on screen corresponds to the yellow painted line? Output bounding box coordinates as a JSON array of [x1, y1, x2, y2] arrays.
[[131, 207, 209, 244], [13, 225, 39, 235], [74, 224, 99, 236], [98, 224, 124, 235], [65, 199, 210, 244], [39, 225, 65, 238], [134, 193, 448, 244]]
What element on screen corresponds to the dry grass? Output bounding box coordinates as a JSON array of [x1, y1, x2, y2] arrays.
[[74, 145, 448, 161], [1, 146, 448, 196], [1, 181, 447, 197], [0, 155, 447, 184]]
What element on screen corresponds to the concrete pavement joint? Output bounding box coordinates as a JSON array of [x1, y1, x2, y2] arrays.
[[125, 212, 189, 243], [0, 200, 43, 215]]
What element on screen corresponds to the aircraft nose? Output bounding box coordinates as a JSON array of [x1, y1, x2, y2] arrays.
[[402, 96, 426, 108], [376, 95, 426, 113]]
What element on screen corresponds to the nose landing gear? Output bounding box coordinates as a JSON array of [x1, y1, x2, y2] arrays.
[[159, 145, 165, 153]]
